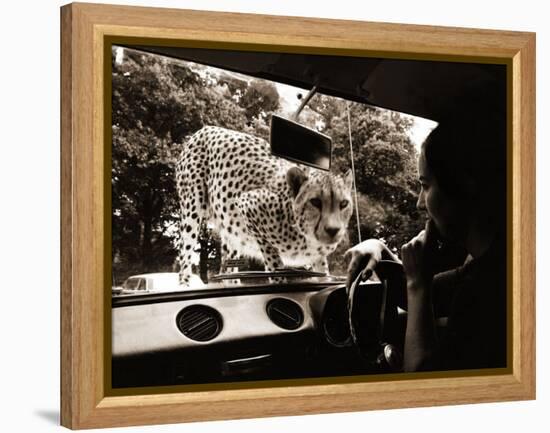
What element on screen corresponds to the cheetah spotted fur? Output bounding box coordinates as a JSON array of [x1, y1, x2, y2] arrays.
[[175, 126, 354, 287]]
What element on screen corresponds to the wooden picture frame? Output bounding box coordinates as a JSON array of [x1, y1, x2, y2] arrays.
[[60, 2, 536, 429]]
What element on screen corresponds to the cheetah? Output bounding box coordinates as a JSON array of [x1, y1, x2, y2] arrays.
[[175, 126, 354, 287]]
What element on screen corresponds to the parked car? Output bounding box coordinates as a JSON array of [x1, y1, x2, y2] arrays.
[[111, 286, 123, 296], [117, 272, 205, 295]]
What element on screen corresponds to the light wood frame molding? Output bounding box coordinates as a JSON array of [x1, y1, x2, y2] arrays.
[[60, 2, 536, 429]]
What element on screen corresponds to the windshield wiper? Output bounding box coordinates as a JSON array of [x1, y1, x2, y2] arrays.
[[210, 267, 327, 281]]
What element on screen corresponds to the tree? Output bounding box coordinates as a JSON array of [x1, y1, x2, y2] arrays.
[[111, 48, 281, 282], [239, 79, 280, 121]]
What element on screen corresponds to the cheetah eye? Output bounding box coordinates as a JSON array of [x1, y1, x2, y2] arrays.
[[309, 198, 322, 209], [340, 200, 349, 209]]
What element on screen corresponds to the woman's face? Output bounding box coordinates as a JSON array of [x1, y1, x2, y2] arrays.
[[417, 149, 468, 242]]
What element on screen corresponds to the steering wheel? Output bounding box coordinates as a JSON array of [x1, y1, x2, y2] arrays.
[[347, 260, 406, 372]]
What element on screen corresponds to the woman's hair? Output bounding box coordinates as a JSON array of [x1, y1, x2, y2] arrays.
[[422, 82, 507, 218]]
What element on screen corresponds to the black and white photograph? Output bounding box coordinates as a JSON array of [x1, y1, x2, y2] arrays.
[[110, 44, 507, 389]]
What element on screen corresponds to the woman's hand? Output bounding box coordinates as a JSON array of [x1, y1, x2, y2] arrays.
[[401, 219, 439, 295], [344, 239, 399, 293]]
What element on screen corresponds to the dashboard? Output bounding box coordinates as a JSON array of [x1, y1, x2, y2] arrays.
[[112, 281, 393, 388]]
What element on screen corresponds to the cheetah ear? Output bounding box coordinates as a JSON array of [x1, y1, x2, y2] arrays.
[[286, 167, 308, 198], [343, 169, 354, 191]]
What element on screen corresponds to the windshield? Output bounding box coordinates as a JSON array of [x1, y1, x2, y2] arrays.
[[111, 46, 434, 291]]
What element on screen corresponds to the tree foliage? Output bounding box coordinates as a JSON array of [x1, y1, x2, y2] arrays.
[[111, 48, 280, 283]]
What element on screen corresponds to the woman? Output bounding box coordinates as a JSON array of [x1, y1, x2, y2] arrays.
[[346, 88, 507, 371]]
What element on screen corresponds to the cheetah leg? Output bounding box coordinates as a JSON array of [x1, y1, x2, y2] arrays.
[[257, 242, 287, 284], [257, 242, 283, 272], [177, 213, 202, 287], [237, 190, 285, 283], [176, 181, 207, 288], [312, 256, 329, 275], [237, 191, 283, 272], [239, 210, 283, 271]]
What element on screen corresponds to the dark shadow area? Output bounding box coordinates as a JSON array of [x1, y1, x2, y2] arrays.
[[34, 409, 59, 425]]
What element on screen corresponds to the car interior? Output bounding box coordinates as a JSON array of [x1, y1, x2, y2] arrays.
[[111, 45, 506, 389]]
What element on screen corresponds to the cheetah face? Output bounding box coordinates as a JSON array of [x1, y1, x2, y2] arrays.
[[287, 167, 354, 246]]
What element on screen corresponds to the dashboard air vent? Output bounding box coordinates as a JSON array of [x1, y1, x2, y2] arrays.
[[176, 305, 222, 342], [266, 298, 304, 330]]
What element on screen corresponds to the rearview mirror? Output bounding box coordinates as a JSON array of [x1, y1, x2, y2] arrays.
[[269, 114, 332, 171]]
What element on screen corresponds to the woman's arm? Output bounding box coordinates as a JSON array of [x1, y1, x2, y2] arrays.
[[403, 281, 437, 371], [401, 220, 439, 371]]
